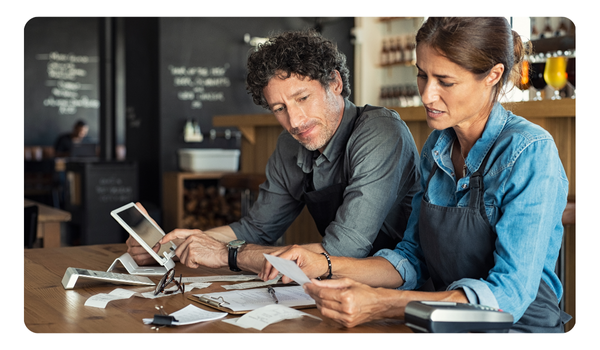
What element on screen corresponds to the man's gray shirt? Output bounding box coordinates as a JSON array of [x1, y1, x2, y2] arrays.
[[230, 99, 420, 258]]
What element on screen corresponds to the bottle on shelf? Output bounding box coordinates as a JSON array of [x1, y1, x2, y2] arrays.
[[541, 17, 554, 39], [184, 118, 204, 142], [184, 119, 194, 140], [394, 36, 404, 65], [555, 19, 568, 37], [380, 39, 389, 66], [407, 39, 416, 65], [530, 18, 540, 40]]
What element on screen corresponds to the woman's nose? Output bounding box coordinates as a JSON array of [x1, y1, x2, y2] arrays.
[[419, 81, 438, 106]]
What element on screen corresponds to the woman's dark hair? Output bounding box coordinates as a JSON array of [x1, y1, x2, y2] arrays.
[[246, 29, 351, 109], [416, 17, 528, 102]]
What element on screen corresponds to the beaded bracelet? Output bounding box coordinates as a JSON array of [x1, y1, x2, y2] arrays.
[[321, 252, 332, 279]]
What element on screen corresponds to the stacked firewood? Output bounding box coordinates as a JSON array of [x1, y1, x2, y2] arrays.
[[181, 184, 243, 230]]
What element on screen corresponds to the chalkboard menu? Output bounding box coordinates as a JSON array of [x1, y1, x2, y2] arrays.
[[24, 17, 100, 146]]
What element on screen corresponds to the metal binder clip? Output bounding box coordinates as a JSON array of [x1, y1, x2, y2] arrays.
[[150, 305, 179, 331], [199, 295, 229, 308]]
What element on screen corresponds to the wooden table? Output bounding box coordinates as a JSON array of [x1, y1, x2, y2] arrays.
[[24, 244, 412, 333], [24, 198, 71, 248]]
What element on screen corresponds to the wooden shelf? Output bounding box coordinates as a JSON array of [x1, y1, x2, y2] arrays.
[[162, 171, 236, 232], [214, 99, 576, 143], [390, 99, 575, 121]]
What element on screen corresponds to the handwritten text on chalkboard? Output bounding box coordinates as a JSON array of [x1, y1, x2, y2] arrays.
[[167, 63, 231, 110], [95, 176, 134, 203], [36, 51, 100, 115]]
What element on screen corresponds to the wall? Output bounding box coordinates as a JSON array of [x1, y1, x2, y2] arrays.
[[122, 17, 355, 211], [157, 17, 355, 173]]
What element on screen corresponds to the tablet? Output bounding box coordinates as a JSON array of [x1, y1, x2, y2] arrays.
[[111, 202, 177, 267]]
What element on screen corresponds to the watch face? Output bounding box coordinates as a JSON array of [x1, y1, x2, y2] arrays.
[[228, 239, 246, 248]]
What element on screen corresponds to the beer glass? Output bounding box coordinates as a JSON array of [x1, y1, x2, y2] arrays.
[[530, 62, 547, 101], [544, 56, 568, 100]]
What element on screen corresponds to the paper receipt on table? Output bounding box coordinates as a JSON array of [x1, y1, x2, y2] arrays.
[[263, 254, 311, 285]]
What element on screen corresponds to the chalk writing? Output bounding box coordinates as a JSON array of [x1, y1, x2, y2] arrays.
[[36, 51, 100, 115], [167, 63, 230, 110], [95, 176, 134, 203]]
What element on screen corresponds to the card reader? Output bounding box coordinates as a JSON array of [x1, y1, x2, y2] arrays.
[[61, 267, 155, 289], [404, 301, 514, 333]]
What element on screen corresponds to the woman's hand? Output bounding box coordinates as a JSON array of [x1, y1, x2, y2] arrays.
[[303, 278, 402, 328], [259, 245, 328, 283]]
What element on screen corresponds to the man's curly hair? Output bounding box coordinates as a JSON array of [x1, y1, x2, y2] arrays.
[[246, 29, 351, 110]]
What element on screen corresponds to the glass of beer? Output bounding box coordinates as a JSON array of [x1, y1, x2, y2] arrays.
[[544, 55, 569, 100]]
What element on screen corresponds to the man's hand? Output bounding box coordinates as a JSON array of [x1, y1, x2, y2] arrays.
[[126, 235, 160, 266], [160, 229, 228, 269], [125, 202, 171, 265], [259, 244, 328, 283]]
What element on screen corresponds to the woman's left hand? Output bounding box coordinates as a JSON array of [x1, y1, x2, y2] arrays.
[[303, 277, 401, 328]]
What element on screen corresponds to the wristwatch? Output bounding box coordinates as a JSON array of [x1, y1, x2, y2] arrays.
[[226, 239, 246, 272]]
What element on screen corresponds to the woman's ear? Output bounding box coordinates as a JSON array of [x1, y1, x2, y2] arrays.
[[486, 63, 505, 87]]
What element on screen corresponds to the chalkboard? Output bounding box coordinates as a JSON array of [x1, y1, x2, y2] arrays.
[[157, 17, 355, 172], [24, 17, 100, 146]]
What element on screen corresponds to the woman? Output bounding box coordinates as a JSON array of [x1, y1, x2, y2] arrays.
[[261, 17, 571, 332]]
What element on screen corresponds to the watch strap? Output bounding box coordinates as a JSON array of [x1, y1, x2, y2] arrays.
[[228, 245, 241, 272]]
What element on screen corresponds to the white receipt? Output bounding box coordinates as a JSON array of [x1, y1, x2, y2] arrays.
[[84, 288, 138, 308], [263, 254, 311, 285], [142, 304, 227, 326], [223, 304, 320, 331], [84, 282, 212, 309]]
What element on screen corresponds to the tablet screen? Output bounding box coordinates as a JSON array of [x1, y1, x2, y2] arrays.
[[116, 206, 171, 258]]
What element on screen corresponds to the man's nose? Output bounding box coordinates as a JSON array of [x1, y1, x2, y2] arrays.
[[287, 103, 307, 129]]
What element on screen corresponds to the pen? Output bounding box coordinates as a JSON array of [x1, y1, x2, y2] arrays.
[[267, 286, 278, 304]]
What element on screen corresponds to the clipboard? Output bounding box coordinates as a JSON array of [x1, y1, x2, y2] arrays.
[[188, 285, 316, 314]]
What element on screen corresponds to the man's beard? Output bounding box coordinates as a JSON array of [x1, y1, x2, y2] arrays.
[[293, 92, 340, 151], [293, 122, 334, 151]]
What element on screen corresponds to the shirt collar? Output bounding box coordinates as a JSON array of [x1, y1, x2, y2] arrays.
[[433, 102, 508, 173]]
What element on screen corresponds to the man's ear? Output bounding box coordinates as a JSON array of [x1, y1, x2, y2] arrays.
[[329, 70, 343, 94]]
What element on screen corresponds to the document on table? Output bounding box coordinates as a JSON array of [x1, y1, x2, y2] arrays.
[[193, 285, 315, 313], [221, 275, 281, 290], [181, 275, 258, 283], [223, 304, 320, 331], [142, 304, 227, 326], [263, 253, 311, 285]]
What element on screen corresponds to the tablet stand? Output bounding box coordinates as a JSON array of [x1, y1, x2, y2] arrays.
[[107, 253, 176, 276]]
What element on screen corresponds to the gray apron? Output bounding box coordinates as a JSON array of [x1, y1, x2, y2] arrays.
[[419, 149, 569, 332], [302, 105, 399, 256]]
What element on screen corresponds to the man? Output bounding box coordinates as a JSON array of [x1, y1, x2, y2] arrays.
[[127, 29, 420, 276], [54, 120, 89, 157]]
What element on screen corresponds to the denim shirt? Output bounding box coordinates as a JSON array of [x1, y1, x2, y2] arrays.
[[375, 102, 568, 322], [230, 99, 420, 258]]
